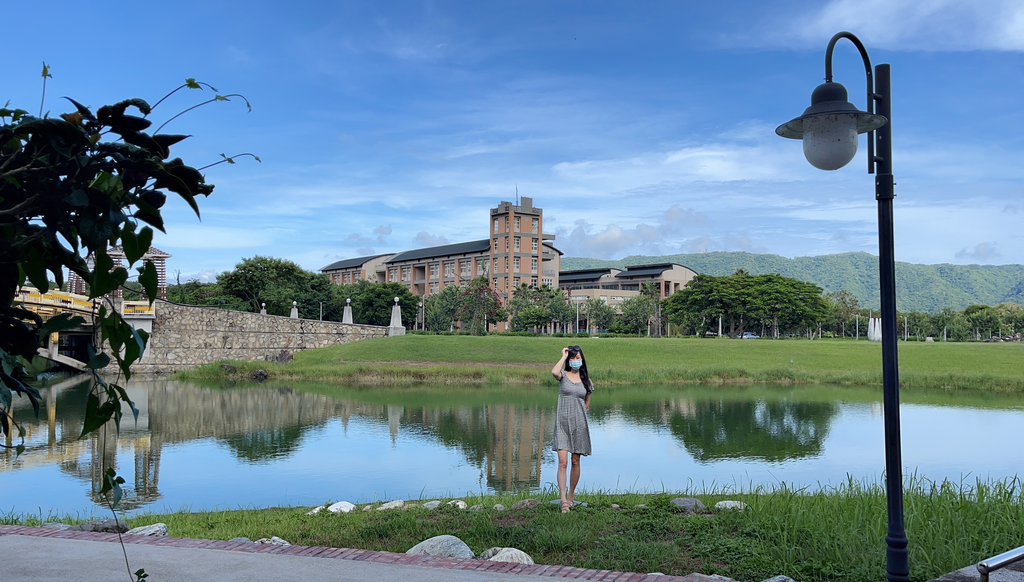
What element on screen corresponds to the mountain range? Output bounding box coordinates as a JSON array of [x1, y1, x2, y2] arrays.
[[560, 252, 1024, 313]]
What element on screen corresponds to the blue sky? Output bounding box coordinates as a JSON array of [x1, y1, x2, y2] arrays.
[[8, 0, 1024, 282]]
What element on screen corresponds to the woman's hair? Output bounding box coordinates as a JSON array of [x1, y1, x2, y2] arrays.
[[564, 346, 593, 394]]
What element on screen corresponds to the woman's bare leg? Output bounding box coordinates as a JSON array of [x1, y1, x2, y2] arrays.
[[556, 449, 569, 505], [568, 453, 581, 504]]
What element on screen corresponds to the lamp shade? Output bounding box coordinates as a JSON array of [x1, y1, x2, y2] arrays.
[[776, 81, 887, 170]]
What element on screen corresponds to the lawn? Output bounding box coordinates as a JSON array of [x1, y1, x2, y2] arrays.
[[177, 335, 1024, 391]]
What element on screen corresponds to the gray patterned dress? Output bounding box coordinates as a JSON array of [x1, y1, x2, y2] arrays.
[[552, 374, 592, 455]]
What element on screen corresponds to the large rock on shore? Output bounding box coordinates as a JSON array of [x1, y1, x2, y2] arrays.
[[670, 498, 706, 514], [510, 499, 541, 511], [406, 535, 474, 559], [478, 547, 534, 564], [126, 523, 168, 537]]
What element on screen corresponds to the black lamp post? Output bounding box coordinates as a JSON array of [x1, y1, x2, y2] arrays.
[[776, 31, 908, 582]]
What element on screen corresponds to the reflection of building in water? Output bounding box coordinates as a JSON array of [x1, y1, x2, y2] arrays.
[[486, 405, 547, 492]]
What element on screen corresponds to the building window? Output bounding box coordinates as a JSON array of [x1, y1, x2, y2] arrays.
[[531, 238, 538, 252], [401, 266, 410, 281], [543, 278, 552, 287], [429, 282, 439, 294], [513, 277, 520, 287], [531, 218, 538, 233], [600, 295, 608, 301], [531, 258, 537, 273], [514, 217, 520, 231], [530, 278, 536, 287], [460, 280, 468, 289], [513, 257, 520, 272], [493, 237, 498, 251], [444, 262, 454, 277], [494, 219, 499, 232], [493, 278, 499, 290], [513, 236, 520, 252], [389, 268, 398, 282], [481, 259, 490, 275], [429, 263, 438, 278], [460, 261, 471, 276]]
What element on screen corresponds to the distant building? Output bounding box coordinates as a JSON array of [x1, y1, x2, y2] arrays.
[[557, 263, 697, 310], [321, 197, 561, 303]]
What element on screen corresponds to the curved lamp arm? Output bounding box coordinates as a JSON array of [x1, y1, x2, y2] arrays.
[[825, 31, 877, 174]]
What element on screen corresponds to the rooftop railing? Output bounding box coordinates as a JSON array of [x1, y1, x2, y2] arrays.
[[978, 545, 1024, 582]]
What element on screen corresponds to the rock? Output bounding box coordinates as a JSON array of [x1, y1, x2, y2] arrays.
[[633, 504, 647, 509], [492, 504, 505, 511], [254, 536, 291, 545], [610, 504, 621, 510], [220, 363, 237, 374], [306, 506, 324, 515], [510, 499, 541, 511], [250, 369, 268, 381], [925, 337, 934, 343], [480, 547, 534, 564], [446, 500, 467, 509], [272, 350, 293, 364], [125, 523, 168, 537], [469, 505, 484, 511], [406, 535, 475, 559], [421, 501, 441, 510], [761, 576, 795, 582], [68, 519, 128, 533], [42, 522, 72, 530], [377, 500, 405, 510], [229, 537, 253, 543], [648, 573, 665, 577], [715, 500, 748, 511], [362, 505, 374, 511], [670, 498, 706, 514], [327, 501, 356, 514], [402, 503, 420, 510], [708, 575, 734, 581]]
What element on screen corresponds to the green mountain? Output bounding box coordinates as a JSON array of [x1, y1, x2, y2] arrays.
[[560, 251, 1024, 313]]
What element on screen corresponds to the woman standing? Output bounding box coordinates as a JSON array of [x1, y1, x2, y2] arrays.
[[550, 345, 593, 513]]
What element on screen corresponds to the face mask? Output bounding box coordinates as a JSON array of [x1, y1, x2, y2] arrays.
[[569, 360, 582, 370]]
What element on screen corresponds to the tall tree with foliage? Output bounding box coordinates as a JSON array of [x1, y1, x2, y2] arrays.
[[582, 297, 615, 333], [355, 282, 417, 327], [618, 293, 657, 335], [424, 283, 462, 332], [456, 277, 506, 335]]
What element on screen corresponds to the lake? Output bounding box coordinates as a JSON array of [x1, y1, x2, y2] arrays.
[[2, 378, 1023, 516]]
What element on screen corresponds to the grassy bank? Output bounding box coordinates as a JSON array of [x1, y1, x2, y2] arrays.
[[176, 335, 1024, 391], [8, 479, 1022, 582]]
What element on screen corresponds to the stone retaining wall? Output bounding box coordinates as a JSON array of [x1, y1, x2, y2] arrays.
[[120, 300, 390, 374]]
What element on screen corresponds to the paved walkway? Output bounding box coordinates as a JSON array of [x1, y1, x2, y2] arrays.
[[0, 525, 719, 582]]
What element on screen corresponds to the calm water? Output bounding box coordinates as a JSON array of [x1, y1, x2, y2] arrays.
[[2, 378, 1023, 516]]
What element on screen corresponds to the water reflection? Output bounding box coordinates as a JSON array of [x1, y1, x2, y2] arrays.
[[666, 399, 837, 462], [2, 379, 1022, 514]]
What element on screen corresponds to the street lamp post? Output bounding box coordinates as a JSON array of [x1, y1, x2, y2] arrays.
[[776, 31, 908, 582]]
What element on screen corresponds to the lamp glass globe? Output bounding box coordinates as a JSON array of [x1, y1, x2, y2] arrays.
[[802, 114, 858, 171]]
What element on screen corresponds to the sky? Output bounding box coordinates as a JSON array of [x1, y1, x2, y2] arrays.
[[7, 0, 1024, 283]]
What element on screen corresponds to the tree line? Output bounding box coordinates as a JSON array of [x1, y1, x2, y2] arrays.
[[170, 257, 1024, 340]]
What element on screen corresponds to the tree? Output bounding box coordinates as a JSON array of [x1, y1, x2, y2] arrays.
[[1, 75, 250, 518], [456, 277, 506, 335], [355, 283, 417, 327], [619, 293, 657, 335], [583, 297, 615, 332], [218, 255, 308, 314], [424, 283, 462, 332], [824, 289, 860, 337]]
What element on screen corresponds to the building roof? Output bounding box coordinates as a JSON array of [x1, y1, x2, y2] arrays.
[[557, 268, 618, 283], [543, 241, 563, 255], [385, 239, 491, 263], [321, 254, 393, 272], [614, 263, 684, 279]]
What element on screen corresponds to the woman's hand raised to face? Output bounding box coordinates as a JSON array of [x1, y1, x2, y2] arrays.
[[562, 347, 569, 358]]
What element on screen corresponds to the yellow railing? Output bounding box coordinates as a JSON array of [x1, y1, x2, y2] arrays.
[[16, 287, 98, 315], [122, 302, 155, 316]]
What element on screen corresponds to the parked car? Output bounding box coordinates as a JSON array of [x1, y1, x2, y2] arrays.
[[739, 332, 759, 339]]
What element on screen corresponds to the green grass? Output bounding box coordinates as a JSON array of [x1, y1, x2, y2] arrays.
[[176, 335, 1024, 391], [11, 479, 1021, 582]]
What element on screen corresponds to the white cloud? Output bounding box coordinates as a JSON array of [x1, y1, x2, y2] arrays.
[[757, 0, 1024, 51], [1003, 205, 1019, 214], [955, 242, 1002, 262], [413, 231, 450, 247], [177, 269, 218, 283]]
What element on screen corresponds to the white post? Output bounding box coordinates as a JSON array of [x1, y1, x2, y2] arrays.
[[319, 302, 323, 321]]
